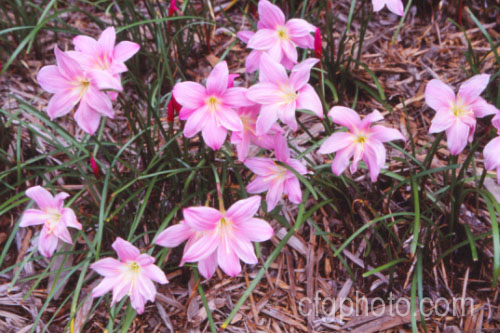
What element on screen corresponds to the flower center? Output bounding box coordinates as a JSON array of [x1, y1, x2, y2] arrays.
[[355, 135, 367, 144], [77, 78, 91, 97], [44, 208, 61, 234], [280, 85, 298, 104], [451, 99, 471, 118], [277, 26, 289, 40], [206, 96, 220, 112], [129, 261, 140, 273]]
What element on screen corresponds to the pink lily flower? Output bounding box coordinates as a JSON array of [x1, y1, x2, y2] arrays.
[[372, 0, 404, 16], [484, 136, 500, 184], [318, 107, 405, 182], [37, 46, 122, 134], [247, 57, 323, 135], [245, 135, 308, 211], [155, 196, 273, 278], [20, 186, 81, 258], [425, 74, 498, 155], [245, 0, 316, 69], [71, 27, 140, 76], [230, 105, 284, 161], [173, 61, 252, 150], [90, 237, 168, 314]]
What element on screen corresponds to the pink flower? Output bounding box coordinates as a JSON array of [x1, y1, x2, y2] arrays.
[[318, 107, 405, 182], [71, 27, 140, 76], [230, 105, 284, 161], [244, 0, 316, 69], [173, 61, 252, 150], [155, 196, 273, 278], [247, 57, 323, 135], [245, 135, 308, 211], [372, 0, 404, 16], [484, 136, 500, 184], [425, 74, 498, 155], [90, 237, 168, 314], [20, 186, 81, 258], [37, 46, 121, 134]]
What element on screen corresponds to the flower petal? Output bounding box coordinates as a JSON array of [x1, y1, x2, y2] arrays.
[[114, 41, 140, 62], [360, 110, 384, 129], [257, 56, 288, 84], [286, 18, 316, 38], [26, 186, 55, 210], [91, 257, 123, 277], [318, 132, 353, 154], [84, 86, 114, 118], [38, 228, 58, 258], [244, 157, 275, 175], [246, 176, 271, 194], [217, 236, 241, 276], [183, 106, 208, 138], [197, 252, 218, 279], [202, 114, 228, 150], [237, 30, 255, 44], [173, 82, 206, 109], [226, 196, 261, 224], [265, 178, 284, 212], [425, 79, 455, 112], [54, 46, 83, 80], [142, 264, 168, 284], [273, 134, 290, 162], [328, 106, 361, 132], [470, 97, 498, 118], [112, 237, 140, 262], [73, 35, 98, 54], [217, 107, 243, 132], [247, 29, 278, 51], [445, 120, 470, 155], [247, 83, 282, 105], [232, 239, 257, 265], [206, 61, 228, 96], [458, 74, 490, 104], [234, 218, 273, 242], [484, 137, 500, 171], [331, 145, 355, 176], [223, 87, 254, 108], [296, 84, 323, 118], [20, 209, 48, 227], [91, 276, 119, 297], [183, 207, 222, 231], [290, 59, 318, 91], [386, 0, 404, 16], [74, 100, 102, 135], [155, 222, 194, 248], [284, 175, 302, 204], [281, 40, 298, 65], [370, 125, 405, 142], [46, 90, 80, 120], [88, 69, 123, 92], [37, 65, 71, 93], [97, 27, 116, 59], [61, 207, 82, 230], [257, 0, 285, 29], [429, 110, 454, 133], [181, 233, 219, 263], [363, 141, 386, 182]]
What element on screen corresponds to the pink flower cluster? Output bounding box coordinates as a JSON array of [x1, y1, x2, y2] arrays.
[[37, 27, 139, 135]]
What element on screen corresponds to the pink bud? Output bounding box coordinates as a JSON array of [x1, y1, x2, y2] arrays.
[[169, 0, 178, 16], [167, 95, 181, 123], [90, 154, 100, 179], [314, 28, 322, 59]]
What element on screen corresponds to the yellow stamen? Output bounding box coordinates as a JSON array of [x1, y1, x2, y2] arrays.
[[207, 96, 219, 112], [277, 27, 289, 40]]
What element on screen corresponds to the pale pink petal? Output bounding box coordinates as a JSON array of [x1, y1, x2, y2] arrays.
[[492, 113, 500, 130], [231, 239, 257, 264], [136, 275, 157, 301], [112, 237, 140, 262], [37, 65, 71, 93], [38, 228, 58, 257], [113, 41, 140, 62], [284, 175, 302, 204], [446, 120, 470, 155], [74, 100, 102, 135], [90, 258, 123, 276], [234, 218, 273, 242], [130, 286, 146, 314], [111, 279, 132, 306], [286, 18, 316, 38], [286, 159, 308, 175], [217, 236, 241, 276], [20, 209, 48, 227], [273, 134, 290, 162], [289, 59, 319, 91], [223, 87, 254, 107], [245, 50, 263, 73], [54, 46, 83, 80], [91, 276, 119, 297], [26, 186, 55, 210], [183, 106, 208, 138], [360, 110, 384, 129], [256, 104, 280, 135], [318, 132, 353, 154], [363, 141, 386, 181], [173, 82, 206, 109], [425, 79, 455, 112], [202, 114, 228, 150], [247, 83, 282, 104], [97, 27, 116, 59], [281, 40, 298, 65], [142, 264, 168, 284], [267, 42, 283, 63], [372, 0, 386, 11], [155, 222, 194, 248], [266, 179, 284, 212], [227, 74, 239, 88], [179, 107, 195, 121], [370, 125, 405, 142], [296, 84, 323, 118], [136, 254, 155, 267], [237, 30, 254, 44], [183, 207, 222, 231], [458, 74, 490, 104], [349, 144, 364, 174], [66, 51, 96, 70], [331, 145, 355, 176], [244, 157, 275, 175], [46, 90, 80, 120], [206, 61, 228, 95], [226, 196, 261, 224], [248, 29, 278, 50], [247, 176, 271, 194], [328, 106, 361, 132], [181, 233, 219, 263], [257, 56, 288, 84], [73, 35, 98, 54], [234, 132, 251, 162], [84, 86, 114, 118], [197, 252, 218, 279], [386, 0, 404, 16], [429, 110, 455, 133], [54, 192, 69, 210], [61, 207, 82, 229], [278, 101, 298, 131], [217, 107, 243, 132], [470, 97, 498, 118], [88, 69, 123, 91], [257, 0, 285, 29], [109, 61, 128, 74], [484, 137, 500, 171]]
